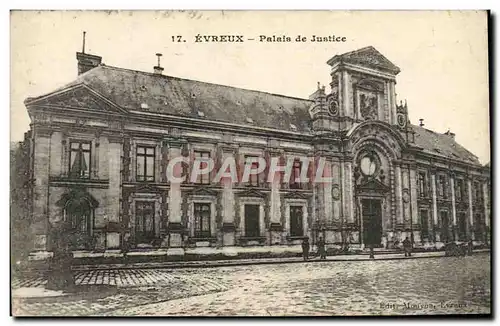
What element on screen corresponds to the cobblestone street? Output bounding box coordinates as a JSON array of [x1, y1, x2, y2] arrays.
[[13, 254, 490, 316]]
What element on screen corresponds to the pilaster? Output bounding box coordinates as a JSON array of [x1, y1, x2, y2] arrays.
[[450, 173, 457, 241], [166, 138, 187, 252], [467, 177, 474, 240], [31, 126, 52, 250], [107, 135, 123, 249]]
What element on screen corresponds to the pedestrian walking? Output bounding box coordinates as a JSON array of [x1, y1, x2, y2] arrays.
[[122, 233, 131, 264], [317, 237, 327, 260], [468, 239, 473, 256], [402, 236, 412, 257], [369, 243, 375, 259], [301, 237, 310, 261]]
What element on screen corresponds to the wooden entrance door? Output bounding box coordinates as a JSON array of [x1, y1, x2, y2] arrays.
[[362, 199, 383, 246]]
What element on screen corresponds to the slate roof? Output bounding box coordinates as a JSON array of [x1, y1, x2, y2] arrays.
[[53, 65, 314, 133], [27, 49, 479, 166], [326, 46, 401, 74], [412, 125, 480, 164]]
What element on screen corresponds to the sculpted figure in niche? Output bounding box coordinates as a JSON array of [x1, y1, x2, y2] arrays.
[[359, 92, 378, 120]]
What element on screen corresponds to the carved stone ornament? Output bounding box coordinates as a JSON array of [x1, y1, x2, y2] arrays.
[[332, 184, 341, 200], [402, 189, 410, 203], [328, 97, 339, 117], [397, 113, 407, 129], [359, 92, 378, 120]]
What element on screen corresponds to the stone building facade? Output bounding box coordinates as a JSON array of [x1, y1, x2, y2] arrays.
[[21, 46, 490, 255]]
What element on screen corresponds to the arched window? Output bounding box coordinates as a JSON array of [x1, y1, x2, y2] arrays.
[[64, 197, 93, 234], [56, 190, 99, 250]]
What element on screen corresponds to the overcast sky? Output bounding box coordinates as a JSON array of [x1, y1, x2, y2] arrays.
[[10, 10, 490, 164]]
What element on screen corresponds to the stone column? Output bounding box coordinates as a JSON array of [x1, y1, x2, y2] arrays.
[[467, 178, 474, 240], [331, 159, 342, 224], [449, 174, 457, 241], [337, 73, 344, 117], [268, 149, 283, 243], [343, 159, 354, 224], [316, 156, 334, 243], [316, 156, 332, 222], [409, 166, 420, 243], [107, 135, 123, 249], [395, 163, 404, 226], [166, 139, 186, 255], [92, 132, 100, 179], [431, 172, 439, 242], [389, 82, 397, 125], [32, 126, 52, 251], [483, 181, 490, 243], [60, 131, 68, 177], [342, 70, 351, 118], [220, 144, 237, 246]]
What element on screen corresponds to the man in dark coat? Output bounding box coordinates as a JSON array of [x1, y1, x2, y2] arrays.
[[301, 238, 310, 261], [402, 237, 412, 257], [317, 237, 327, 260]]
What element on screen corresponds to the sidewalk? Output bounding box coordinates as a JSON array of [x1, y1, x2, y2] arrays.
[[72, 248, 490, 272]]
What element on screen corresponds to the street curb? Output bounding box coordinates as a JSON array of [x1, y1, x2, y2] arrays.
[[69, 250, 490, 272]]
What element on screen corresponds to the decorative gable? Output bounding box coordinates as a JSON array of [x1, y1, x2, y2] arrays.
[[284, 191, 311, 199], [187, 186, 218, 197], [24, 84, 127, 114], [357, 178, 390, 193], [131, 184, 164, 194], [236, 188, 267, 198], [327, 46, 401, 74]]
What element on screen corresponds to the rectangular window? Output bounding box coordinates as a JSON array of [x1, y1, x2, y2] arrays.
[[194, 151, 211, 184], [440, 211, 450, 242], [289, 159, 302, 189], [290, 205, 304, 236], [438, 175, 447, 199], [69, 141, 91, 178], [244, 156, 260, 187], [474, 182, 482, 203], [455, 179, 464, 202], [136, 146, 155, 182], [194, 203, 211, 238], [418, 172, 427, 197], [420, 209, 429, 239], [244, 204, 260, 237], [474, 213, 485, 241], [135, 201, 155, 243], [457, 212, 467, 241]]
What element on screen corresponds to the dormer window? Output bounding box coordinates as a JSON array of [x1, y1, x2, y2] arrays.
[[289, 123, 297, 131]]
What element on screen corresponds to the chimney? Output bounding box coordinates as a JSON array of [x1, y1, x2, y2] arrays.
[[154, 53, 164, 75], [419, 118, 424, 127], [444, 129, 456, 139], [76, 31, 102, 75]]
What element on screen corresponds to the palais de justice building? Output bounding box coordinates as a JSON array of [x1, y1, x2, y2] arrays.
[[22, 46, 490, 255]]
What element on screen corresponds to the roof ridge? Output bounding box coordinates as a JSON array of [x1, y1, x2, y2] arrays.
[[341, 45, 375, 57], [100, 64, 313, 103], [411, 124, 479, 162]]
